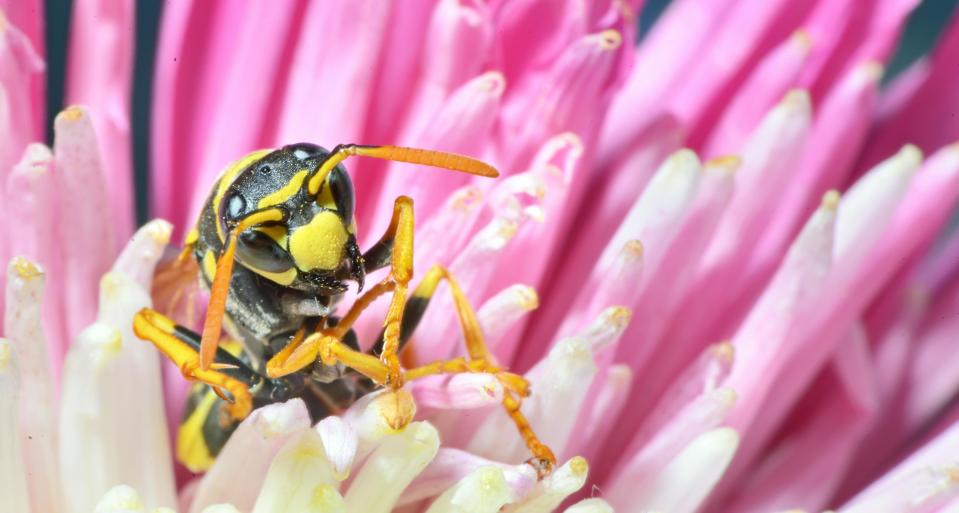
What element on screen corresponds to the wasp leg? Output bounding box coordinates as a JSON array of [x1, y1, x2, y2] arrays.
[[394, 265, 556, 475], [134, 307, 254, 420]]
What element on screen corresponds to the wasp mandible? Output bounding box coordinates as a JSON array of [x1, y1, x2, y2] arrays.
[[134, 143, 556, 476]]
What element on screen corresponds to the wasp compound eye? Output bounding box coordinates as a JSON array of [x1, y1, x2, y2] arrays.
[[236, 230, 295, 273], [224, 191, 247, 221]]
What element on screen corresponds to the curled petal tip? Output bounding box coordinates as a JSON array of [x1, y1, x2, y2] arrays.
[[624, 239, 644, 259], [706, 155, 741, 173], [782, 89, 811, 111], [479, 70, 507, 96], [58, 105, 87, 122], [595, 29, 623, 50], [711, 341, 735, 364], [9, 256, 44, 279], [857, 61, 885, 83], [821, 189, 841, 211], [791, 29, 813, 51]]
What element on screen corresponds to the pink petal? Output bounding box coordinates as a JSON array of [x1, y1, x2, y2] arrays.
[[704, 33, 812, 156], [66, 0, 135, 242], [53, 106, 117, 341], [398, 448, 536, 507], [5, 144, 68, 360], [4, 258, 64, 513]]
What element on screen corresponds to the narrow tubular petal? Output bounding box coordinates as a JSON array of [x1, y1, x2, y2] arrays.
[[471, 307, 628, 461], [721, 331, 878, 512], [563, 498, 613, 513], [502, 28, 623, 170], [623, 428, 740, 513], [502, 457, 589, 513], [524, 148, 699, 367], [608, 156, 736, 432], [315, 415, 358, 482], [834, 144, 921, 262], [5, 258, 63, 513], [343, 422, 440, 513], [112, 219, 173, 291], [399, 0, 494, 143], [478, 284, 538, 355], [95, 484, 145, 513], [0, 338, 30, 513], [200, 505, 243, 513], [757, 62, 882, 272], [5, 144, 68, 357], [705, 32, 812, 155], [399, 448, 537, 507], [60, 273, 176, 513], [190, 399, 311, 513], [276, 1, 389, 146], [857, 17, 959, 172], [412, 373, 504, 411], [370, 70, 505, 233], [66, 0, 135, 241], [251, 429, 340, 513], [840, 465, 959, 513], [599, 0, 734, 163], [668, 0, 811, 144], [53, 106, 117, 339], [424, 466, 512, 513], [568, 364, 634, 461], [606, 387, 737, 508]]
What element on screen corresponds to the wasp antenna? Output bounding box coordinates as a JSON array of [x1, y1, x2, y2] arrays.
[[307, 144, 499, 195]]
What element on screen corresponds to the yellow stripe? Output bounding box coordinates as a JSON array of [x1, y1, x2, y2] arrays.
[[258, 169, 308, 209], [213, 149, 272, 242], [202, 250, 217, 282], [176, 389, 218, 472]]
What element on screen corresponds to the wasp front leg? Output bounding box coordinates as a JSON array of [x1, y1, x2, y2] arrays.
[[134, 308, 254, 419]]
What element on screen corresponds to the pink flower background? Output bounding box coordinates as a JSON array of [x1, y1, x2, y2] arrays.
[[3, 0, 959, 512]]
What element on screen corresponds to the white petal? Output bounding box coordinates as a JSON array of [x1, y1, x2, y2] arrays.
[[0, 338, 30, 513], [95, 485, 144, 513], [191, 399, 311, 513], [562, 498, 613, 513], [200, 505, 243, 513], [344, 421, 440, 513], [60, 271, 176, 513], [315, 415, 358, 481], [835, 144, 920, 262], [251, 429, 339, 513], [5, 258, 62, 513], [502, 457, 589, 513], [424, 466, 512, 513], [628, 428, 740, 513], [112, 219, 173, 290]]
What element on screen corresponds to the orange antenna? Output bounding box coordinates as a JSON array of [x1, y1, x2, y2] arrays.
[[306, 145, 499, 196], [199, 208, 285, 370]]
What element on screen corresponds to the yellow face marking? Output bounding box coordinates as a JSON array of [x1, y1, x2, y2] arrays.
[[249, 267, 298, 286], [256, 225, 288, 247], [177, 388, 218, 472], [316, 175, 338, 211], [212, 149, 273, 241], [288, 211, 349, 271], [202, 250, 217, 282], [257, 169, 308, 209]]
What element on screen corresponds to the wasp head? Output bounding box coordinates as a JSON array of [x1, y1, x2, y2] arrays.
[[217, 143, 365, 295]]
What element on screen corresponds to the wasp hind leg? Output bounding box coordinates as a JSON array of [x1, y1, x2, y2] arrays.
[[264, 196, 555, 475], [398, 265, 557, 476]]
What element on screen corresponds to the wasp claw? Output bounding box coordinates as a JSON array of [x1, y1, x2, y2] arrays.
[[212, 386, 232, 403]]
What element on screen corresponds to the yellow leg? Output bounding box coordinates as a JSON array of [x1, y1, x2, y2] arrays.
[[133, 308, 253, 419]]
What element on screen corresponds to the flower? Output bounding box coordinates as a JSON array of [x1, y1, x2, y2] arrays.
[[5, 1, 959, 513]]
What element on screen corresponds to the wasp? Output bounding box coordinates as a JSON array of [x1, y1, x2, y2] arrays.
[[133, 143, 556, 476]]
